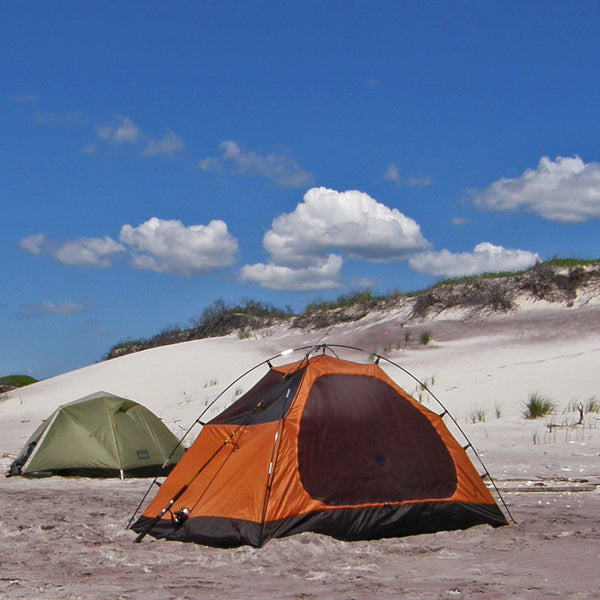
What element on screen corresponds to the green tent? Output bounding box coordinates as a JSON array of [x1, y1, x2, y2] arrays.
[[8, 391, 184, 478]]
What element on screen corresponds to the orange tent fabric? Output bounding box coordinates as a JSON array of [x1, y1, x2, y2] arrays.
[[132, 354, 507, 547]]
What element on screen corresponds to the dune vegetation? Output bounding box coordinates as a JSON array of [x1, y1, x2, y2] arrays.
[[104, 258, 600, 360], [0, 374, 37, 394]]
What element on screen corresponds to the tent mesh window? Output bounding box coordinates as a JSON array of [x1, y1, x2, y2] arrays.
[[297, 374, 457, 505], [210, 367, 306, 426]]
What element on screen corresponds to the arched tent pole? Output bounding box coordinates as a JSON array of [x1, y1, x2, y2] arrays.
[[130, 342, 514, 540], [130, 344, 322, 540]]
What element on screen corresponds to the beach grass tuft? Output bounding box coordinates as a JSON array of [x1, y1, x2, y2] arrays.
[[522, 392, 556, 419]]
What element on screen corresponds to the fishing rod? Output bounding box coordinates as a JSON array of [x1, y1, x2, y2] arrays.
[[132, 345, 317, 542]]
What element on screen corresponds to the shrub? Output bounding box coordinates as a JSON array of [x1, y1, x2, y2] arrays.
[[420, 330, 432, 345], [294, 289, 385, 329], [0, 374, 37, 394], [522, 392, 556, 419], [520, 261, 593, 303], [237, 327, 252, 340], [411, 277, 515, 318]]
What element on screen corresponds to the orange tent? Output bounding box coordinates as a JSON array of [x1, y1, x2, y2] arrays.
[[132, 351, 507, 547]]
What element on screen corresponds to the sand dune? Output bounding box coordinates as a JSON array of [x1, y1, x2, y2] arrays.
[[1, 302, 599, 598]]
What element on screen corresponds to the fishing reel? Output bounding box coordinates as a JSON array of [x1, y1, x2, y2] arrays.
[[172, 507, 190, 528]]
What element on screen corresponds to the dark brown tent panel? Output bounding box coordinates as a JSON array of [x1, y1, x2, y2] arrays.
[[132, 350, 507, 547]]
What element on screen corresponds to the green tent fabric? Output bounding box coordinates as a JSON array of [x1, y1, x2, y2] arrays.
[[9, 392, 184, 478]]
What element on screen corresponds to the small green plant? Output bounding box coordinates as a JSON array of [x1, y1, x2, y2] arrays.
[[234, 385, 244, 397], [467, 407, 487, 423], [522, 392, 556, 419], [413, 375, 435, 404], [583, 396, 600, 413], [419, 330, 432, 345], [494, 402, 502, 419], [237, 327, 252, 340], [404, 331, 411, 344], [203, 378, 218, 388], [566, 396, 600, 425]]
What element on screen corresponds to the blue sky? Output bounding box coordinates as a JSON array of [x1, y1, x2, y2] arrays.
[[2, 1, 600, 379]]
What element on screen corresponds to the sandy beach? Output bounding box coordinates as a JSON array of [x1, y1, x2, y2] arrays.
[[2, 301, 599, 599]]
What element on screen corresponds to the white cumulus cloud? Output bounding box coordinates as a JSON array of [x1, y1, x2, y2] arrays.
[[142, 130, 184, 157], [19, 218, 238, 277], [18, 233, 47, 255], [239, 254, 343, 291], [472, 155, 600, 223], [385, 164, 434, 187], [54, 236, 126, 267], [119, 217, 239, 277], [198, 157, 222, 172], [17, 300, 88, 320], [238, 187, 430, 291], [409, 243, 540, 277], [18, 233, 125, 267], [97, 116, 140, 145], [199, 140, 312, 187], [96, 116, 183, 157], [264, 187, 430, 266]]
